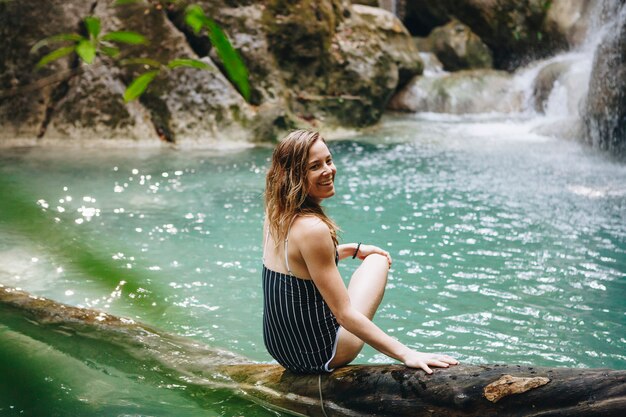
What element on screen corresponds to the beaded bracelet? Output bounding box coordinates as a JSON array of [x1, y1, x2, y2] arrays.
[[352, 242, 361, 259]]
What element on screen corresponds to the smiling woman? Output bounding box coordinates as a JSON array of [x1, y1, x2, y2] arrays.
[[261, 130, 458, 374]]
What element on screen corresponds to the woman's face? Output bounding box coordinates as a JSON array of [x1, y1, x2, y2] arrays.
[[306, 139, 336, 203]]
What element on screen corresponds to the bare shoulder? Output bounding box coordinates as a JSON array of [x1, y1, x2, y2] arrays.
[[291, 215, 332, 243]]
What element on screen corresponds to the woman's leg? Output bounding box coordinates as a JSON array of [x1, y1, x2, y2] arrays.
[[328, 253, 389, 368]]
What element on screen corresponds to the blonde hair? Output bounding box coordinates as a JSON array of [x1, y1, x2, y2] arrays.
[[265, 130, 339, 246]]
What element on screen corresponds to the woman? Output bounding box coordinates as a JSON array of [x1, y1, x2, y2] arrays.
[[262, 129, 458, 374]]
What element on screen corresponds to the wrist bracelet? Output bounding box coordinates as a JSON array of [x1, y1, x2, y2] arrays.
[[352, 242, 361, 259]]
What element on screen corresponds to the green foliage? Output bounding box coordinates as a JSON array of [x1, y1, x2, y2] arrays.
[[84, 16, 101, 38], [167, 58, 211, 70], [123, 70, 159, 102], [31, 16, 147, 68], [76, 39, 96, 64], [120, 57, 162, 68], [32, 4, 250, 103], [35, 46, 75, 69], [101, 31, 148, 45], [185, 5, 250, 101]]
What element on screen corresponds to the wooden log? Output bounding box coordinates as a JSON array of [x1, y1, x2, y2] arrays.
[[1, 285, 625, 416]]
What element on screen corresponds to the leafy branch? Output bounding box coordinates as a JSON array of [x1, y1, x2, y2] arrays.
[[31, 3, 250, 102], [31, 16, 147, 67], [119, 57, 212, 102]]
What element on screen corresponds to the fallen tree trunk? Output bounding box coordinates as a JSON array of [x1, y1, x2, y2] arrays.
[[1, 285, 625, 416]]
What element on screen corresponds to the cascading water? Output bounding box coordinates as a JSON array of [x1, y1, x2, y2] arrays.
[[583, 1, 626, 155], [392, 0, 625, 155]]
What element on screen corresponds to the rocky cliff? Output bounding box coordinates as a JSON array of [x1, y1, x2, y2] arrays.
[[0, 0, 421, 147]]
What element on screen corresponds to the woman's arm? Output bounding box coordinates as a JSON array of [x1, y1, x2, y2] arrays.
[[337, 243, 392, 265], [297, 219, 456, 373]]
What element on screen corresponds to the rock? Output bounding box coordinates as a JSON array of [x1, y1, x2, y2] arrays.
[[290, 4, 422, 127], [169, 0, 299, 140], [351, 0, 380, 7], [262, 0, 345, 84], [350, 5, 423, 87], [187, 2, 287, 106], [532, 60, 572, 113], [102, 2, 256, 147], [169, 1, 423, 130], [583, 2, 626, 157], [0, 0, 92, 144], [402, 0, 569, 70], [42, 62, 160, 145], [388, 70, 523, 114], [419, 52, 445, 76], [0, 0, 424, 146], [545, 0, 597, 48], [423, 20, 493, 71]]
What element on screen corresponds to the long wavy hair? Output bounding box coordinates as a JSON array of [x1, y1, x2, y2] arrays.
[[265, 129, 338, 246]]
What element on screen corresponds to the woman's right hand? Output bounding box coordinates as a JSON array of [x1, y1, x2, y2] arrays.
[[401, 350, 459, 374]]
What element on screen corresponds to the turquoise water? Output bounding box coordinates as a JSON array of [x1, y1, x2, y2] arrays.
[[1, 113, 625, 415]]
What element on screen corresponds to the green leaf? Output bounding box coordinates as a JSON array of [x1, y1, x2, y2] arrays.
[[84, 16, 101, 39], [119, 58, 162, 68], [76, 39, 96, 64], [183, 5, 250, 101], [31, 33, 83, 53], [124, 70, 159, 102], [35, 46, 75, 69], [184, 5, 205, 34], [101, 31, 147, 45], [101, 45, 120, 57], [114, 0, 141, 4], [204, 18, 250, 101], [167, 58, 212, 70]]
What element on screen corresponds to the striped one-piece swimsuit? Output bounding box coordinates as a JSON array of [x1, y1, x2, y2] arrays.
[[262, 226, 340, 374]]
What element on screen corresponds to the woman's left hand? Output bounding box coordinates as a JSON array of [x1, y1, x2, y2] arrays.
[[356, 244, 392, 266]]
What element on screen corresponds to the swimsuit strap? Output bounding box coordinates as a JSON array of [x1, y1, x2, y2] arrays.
[[284, 216, 297, 276]]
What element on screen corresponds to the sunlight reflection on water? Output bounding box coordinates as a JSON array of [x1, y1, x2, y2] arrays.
[[0, 116, 625, 414]]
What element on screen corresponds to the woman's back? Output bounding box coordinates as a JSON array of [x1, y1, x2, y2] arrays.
[[262, 216, 340, 373]]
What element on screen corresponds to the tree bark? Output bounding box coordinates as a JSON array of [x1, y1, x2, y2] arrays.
[[1, 285, 625, 416]]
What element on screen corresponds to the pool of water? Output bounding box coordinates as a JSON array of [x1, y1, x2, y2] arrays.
[[1, 113, 625, 416]]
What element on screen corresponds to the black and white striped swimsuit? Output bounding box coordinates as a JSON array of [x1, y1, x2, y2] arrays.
[[262, 224, 340, 374]]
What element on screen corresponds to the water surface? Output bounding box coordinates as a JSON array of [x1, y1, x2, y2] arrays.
[[1, 113, 625, 415]]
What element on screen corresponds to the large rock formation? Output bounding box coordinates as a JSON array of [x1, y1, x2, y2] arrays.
[[0, 0, 93, 144], [42, 62, 159, 145], [419, 19, 493, 71], [99, 1, 258, 146], [189, 1, 422, 128], [583, 2, 626, 157], [402, 0, 593, 69], [0, 0, 422, 146]]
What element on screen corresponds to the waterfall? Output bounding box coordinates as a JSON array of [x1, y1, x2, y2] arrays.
[[392, 0, 624, 154], [582, 1, 626, 155], [505, 1, 625, 149]]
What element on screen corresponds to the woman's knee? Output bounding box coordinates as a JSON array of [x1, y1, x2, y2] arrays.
[[363, 253, 390, 272]]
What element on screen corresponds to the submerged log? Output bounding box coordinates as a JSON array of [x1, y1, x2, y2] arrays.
[[1, 285, 625, 416]]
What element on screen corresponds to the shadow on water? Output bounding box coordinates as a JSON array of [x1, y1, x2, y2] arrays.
[[0, 174, 170, 313], [0, 288, 281, 417], [0, 176, 281, 416]]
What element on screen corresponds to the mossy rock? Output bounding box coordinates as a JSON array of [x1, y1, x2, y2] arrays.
[[426, 19, 493, 71]]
